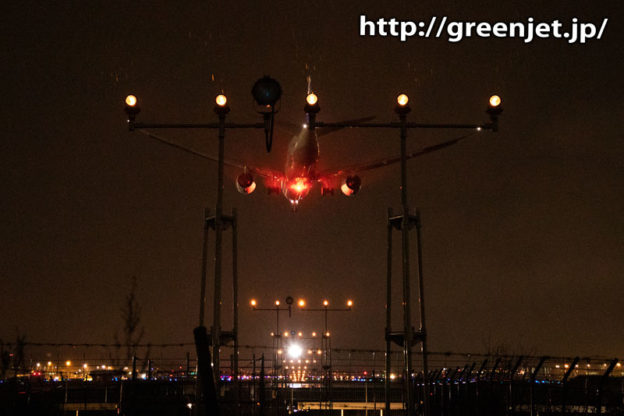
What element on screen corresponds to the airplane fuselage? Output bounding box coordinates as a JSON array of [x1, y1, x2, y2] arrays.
[[282, 127, 319, 204]]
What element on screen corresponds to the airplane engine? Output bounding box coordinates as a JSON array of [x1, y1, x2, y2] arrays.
[[340, 175, 361, 196], [236, 172, 256, 194]]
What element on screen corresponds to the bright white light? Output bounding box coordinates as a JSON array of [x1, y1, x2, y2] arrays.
[[287, 344, 303, 359]]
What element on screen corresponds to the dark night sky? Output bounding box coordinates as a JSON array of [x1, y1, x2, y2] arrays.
[[2, 1, 622, 359]]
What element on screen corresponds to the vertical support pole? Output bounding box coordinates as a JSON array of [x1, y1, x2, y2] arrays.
[[259, 354, 265, 416], [212, 111, 226, 382], [385, 208, 393, 415], [596, 359, 618, 415], [399, 111, 414, 416], [232, 209, 240, 414], [560, 356, 578, 415], [198, 208, 210, 326], [530, 356, 547, 416], [415, 212, 429, 416]]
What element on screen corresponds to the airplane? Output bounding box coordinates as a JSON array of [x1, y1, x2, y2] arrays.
[[137, 99, 481, 211]]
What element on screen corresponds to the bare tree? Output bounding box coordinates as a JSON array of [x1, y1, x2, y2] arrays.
[[115, 276, 145, 364], [12, 331, 27, 377]]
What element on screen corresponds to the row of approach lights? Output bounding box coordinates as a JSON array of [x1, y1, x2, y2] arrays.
[[125, 93, 502, 119], [250, 298, 354, 309]]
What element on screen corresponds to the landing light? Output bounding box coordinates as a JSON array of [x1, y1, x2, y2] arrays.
[[397, 94, 409, 106], [306, 93, 318, 106], [489, 95, 501, 108], [125, 95, 137, 107], [216, 94, 228, 107]]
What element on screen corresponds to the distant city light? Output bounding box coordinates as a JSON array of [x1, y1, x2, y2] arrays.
[[275, 300, 280, 306], [347, 299, 353, 307], [250, 299, 257, 307], [323, 300, 329, 307], [298, 299, 306, 307], [65, 361, 71, 367]]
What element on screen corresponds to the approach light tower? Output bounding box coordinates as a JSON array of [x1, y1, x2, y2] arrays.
[[302, 91, 503, 416], [124, 76, 282, 416]]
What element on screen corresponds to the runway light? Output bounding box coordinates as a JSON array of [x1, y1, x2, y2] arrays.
[[397, 94, 409, 106], [347, 299, 353, 307], [288, 344, 303, 359], [306, 93, 318, 106], [216, 94, 228, 107], [489, 95, 501, 108], [250, 299, 257, 307], [125, 95, 137, 107], [298, 299, 306, 307]]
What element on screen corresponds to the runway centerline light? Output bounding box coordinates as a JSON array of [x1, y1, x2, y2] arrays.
[[397, 94, 409, 106], [306, 93, 318, 106], [125, 95, 137, 107], [288, 344, 303, 359], [489, 95, 501, 108], [216, 94, 228, 107]]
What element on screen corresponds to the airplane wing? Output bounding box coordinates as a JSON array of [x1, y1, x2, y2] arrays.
[[318, 131, 479, 177], [317, 116, 376, 137], [137, 130, 284, 180]]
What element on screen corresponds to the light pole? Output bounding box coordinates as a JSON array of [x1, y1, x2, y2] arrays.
[[303, 92, 503, 416], [297, 298, 354, 413], [123, 77, 283, 416], [249, 296, 296, 415]]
